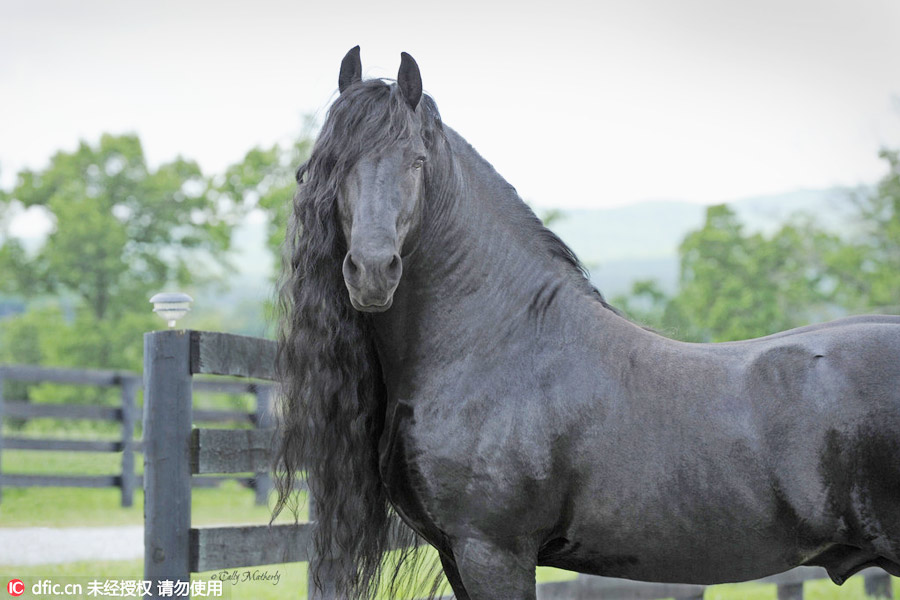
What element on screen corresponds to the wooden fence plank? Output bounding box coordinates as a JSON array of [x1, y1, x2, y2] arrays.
[[190, 524, 313, 572], [1, 474, 120, 487], [0, 364, 135, 386], [777, 582, 804, 600], [193, 409, 255, 424], [536, 576, 707, 600], [0, 374, 6, 504], [191, 475, 255, 488], [193, 379, 270, 395], [3, 437, 122, 452], [191, 428, 275, 474], [865, 571, 893, 598], [190, 331, 277, 381], [254, 386, 275, 505], [2, 403, 122, 421], [121, 377, 139, 507]]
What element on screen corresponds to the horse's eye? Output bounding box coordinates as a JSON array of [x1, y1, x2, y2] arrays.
[[412, 157, 425, 170]]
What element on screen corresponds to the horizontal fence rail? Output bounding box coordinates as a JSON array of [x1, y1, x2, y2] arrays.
[[2, 402, 124, 420], [4, 438, 125, 452], [191, 428, 275, 474], [190, 330, 277, 380], [0, 364, 135, 386], [0, 362, 273, 507], [190, 524, 313, 572]]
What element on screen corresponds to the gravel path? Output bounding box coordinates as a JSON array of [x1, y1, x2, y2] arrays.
[[0, 526, 143, 565]]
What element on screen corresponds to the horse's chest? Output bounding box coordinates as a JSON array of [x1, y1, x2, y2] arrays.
[[378, 401, 445, 547]]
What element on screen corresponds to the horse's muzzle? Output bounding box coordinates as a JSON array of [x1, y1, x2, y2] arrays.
[[342, 251, 402, 312]]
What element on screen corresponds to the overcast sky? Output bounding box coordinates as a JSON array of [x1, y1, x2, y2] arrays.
[[2, 0, 899, 222]]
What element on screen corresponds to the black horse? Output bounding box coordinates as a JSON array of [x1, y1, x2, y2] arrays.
[[274, 46, 900, 600]]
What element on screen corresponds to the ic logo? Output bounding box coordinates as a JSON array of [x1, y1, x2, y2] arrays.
[[7, 579, 25, 597]]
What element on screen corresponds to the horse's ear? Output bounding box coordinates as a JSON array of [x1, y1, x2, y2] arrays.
[[339, 46, 362, 93], [398, 52, 422, 111]]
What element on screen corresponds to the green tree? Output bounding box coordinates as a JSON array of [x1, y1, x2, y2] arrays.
[[826, 149, 900, 313], [615, 205, 844, 342], [3, 134, 234, 320], [0, 133, 235, 370], [676, 205, 841, 341], [216, 123, 314, 260], [615, 142, 900, 341]]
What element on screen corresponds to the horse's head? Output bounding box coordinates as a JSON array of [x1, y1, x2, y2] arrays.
[[334, 47, 428, 313]]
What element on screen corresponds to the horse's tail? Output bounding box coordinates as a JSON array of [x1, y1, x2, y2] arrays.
[[272, 162, 441, 599]]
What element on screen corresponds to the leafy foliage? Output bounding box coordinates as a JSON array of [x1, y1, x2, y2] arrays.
[[215, 121, 314, 260], [3, 134, 234, 320], [678, 206, 840, 341], [826, 148, 900, 314], [0, 134, 235, 379]]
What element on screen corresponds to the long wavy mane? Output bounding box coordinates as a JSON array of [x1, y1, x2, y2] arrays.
[[273, 79, 444, 599]]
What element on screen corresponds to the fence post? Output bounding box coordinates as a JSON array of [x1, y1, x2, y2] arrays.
[[120, 375, 139, 508], [143, 330, 193, 600], [864, 571, 893, 598], [0, 371, 5, 505], [253, 384, 273, 506], [777, 582, 804, 600]]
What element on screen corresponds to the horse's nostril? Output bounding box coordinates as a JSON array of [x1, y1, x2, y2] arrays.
[[388, 254, 401, 275], [344, 253, 360, 276]]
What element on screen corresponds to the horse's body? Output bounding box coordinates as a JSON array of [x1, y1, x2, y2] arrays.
[[275, 47, 900, 600]]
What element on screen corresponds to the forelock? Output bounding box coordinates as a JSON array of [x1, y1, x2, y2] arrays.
[[317, 80, 421, 164]]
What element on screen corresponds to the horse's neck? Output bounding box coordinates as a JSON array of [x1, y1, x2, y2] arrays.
[[370, 133, 607, 392]]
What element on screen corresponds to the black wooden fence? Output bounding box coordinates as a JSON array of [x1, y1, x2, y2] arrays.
[[142, 329, 895, 600], [0, 363, 273, 507], [0, 364, 140, 506], [143, 329, 289, 600]]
